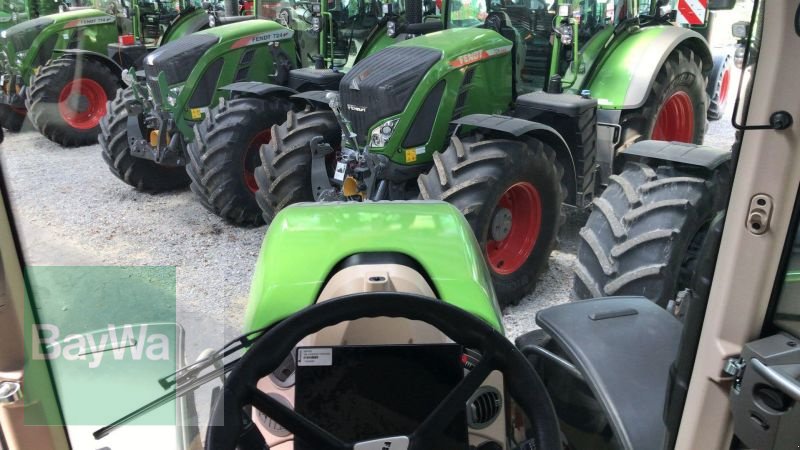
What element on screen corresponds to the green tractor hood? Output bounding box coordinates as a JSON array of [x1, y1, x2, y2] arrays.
[[244, 201, 503, 334], [338, 27, 513, 163], [194, 18, 294, 49], [3, 8, 114, 66]]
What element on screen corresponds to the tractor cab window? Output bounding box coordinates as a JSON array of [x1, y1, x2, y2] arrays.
[[484, 0, 555, 92], [325, 0, 383, 67], [448, 0, 487, 28], [258, 0, 306, 23], [575, 0, 622, 45]]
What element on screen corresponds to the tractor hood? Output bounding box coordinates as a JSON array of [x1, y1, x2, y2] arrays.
[[339, 27, 512, 144], [3, 9, 112, 54], [144, 19, 292, 87], [196, 18, 294, 50]]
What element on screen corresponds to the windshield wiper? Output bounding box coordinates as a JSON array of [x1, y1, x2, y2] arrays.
[[93, 323, 275, 440]]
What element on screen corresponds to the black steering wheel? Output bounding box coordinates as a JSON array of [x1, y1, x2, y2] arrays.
[[205, 293, 561, 450]]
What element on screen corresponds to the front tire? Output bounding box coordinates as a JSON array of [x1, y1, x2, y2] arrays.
[[100, 87, 190, 192], [27, 55, 121, 147], [254, 108, 340, 224], [418, 135, 565, 306], [572, 162, 719, 307], [618, 47, 707, 147], [187, 97, 292, 226]]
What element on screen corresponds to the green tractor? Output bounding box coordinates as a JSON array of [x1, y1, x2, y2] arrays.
[[0, 0, 213, 143], [253, 0, 735, 306], [98, 0, 437, 223]]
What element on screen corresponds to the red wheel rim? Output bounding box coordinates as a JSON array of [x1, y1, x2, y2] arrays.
[[244, 129, 271, 193], [57, 78, 107, 130], [652, 91, 694, 142], [718, 65, 731, 107], [486, 182, 542, 275]]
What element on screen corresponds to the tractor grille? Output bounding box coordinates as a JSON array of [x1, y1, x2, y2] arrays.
[[339, 46, 441, 145], [5, 17, 54, 53], [144, 33, 219, 88]]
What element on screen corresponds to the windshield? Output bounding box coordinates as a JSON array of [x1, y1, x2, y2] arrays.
[[0, 0, 764, 448]]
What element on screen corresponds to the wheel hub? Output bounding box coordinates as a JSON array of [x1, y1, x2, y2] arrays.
[[66, 94, 90, 114], [57, 78, 108, 130], [491, 207, 513, 241], [652, 91, 695, 142], [486, 182, 543, 276]]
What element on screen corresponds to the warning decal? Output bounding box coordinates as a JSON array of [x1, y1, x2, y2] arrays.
[[677, 0, 707, 26]]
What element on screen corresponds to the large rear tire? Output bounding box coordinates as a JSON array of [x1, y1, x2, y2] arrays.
[[618, 47, 707, 147], [254, 108, 340, 224], [100, 87, 190, 192], [572, 162, 718, 307], [187, 97, 292, 226], [418, 135, 565, 307], [0, 104, 26, 131], [27, 56, 120, 147]]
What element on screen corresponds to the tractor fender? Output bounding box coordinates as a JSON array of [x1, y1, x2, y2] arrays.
[[587, 26, 713, 110], [619, 140, 730, 170], [452, 114, 579, 205], [53, 49, 123, 78], [290, 90, 333, 110], [218, 81, 297, 100]]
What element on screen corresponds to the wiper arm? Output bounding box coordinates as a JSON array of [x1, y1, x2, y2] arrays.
[[95, 323, 275, 440], [93, 357, 239, 440], [158, 325, 273, 390]]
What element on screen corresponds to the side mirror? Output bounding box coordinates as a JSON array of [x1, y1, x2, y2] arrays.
[[708, 0, 735, 11], [732, 21, 750, 39]]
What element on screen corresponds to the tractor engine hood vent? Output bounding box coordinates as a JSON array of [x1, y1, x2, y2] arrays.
[[5, 17, 54, 53], [339, 46, 441, 145], [144, 33, 220, 88]]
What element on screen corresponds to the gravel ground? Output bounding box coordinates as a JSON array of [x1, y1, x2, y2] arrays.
[[0, 87, 739, 348]]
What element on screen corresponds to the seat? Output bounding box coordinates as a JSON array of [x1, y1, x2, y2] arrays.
[[531, 297, 681, 450]]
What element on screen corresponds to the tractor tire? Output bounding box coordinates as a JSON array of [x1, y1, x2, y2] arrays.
[[418, 135, 565, 307], [706, 52, 732, 121], [572, 162, 718, 307], [0, 104, 25, 131], [187, 97, 293, 226], [254, 108, 340, 224], [27, 55, 120, 147], [100, 87, 190, 192], [618, 47, 707, 148]]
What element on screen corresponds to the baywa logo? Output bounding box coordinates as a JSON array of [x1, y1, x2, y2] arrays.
[[33, 323, 171, 369]]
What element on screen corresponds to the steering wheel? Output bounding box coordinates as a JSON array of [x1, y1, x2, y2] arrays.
[[205, 293, 561, 450]]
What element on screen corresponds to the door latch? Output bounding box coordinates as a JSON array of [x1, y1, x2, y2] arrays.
[[746, 194, 773, 235]]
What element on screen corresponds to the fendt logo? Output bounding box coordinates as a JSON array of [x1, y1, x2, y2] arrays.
[[231, 29, 294, 49], [63, 15, 115, 29], [347, 104, 367, 112]]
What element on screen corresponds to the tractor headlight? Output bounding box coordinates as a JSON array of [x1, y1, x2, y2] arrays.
[[167, 85, 183, 107], [311, 16, 321, 32], [369, 118, 398, 148], [15, 50, 25, 65], [386, 20, 397, 38], [0, 31, 6, 39]]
